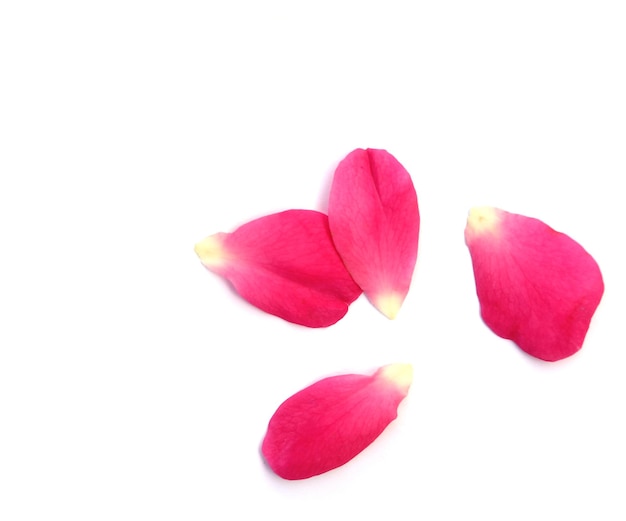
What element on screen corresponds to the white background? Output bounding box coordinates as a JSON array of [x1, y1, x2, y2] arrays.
[[1, 1, 625, 519]]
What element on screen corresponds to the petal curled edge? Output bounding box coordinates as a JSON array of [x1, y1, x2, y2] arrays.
[[328, 149, 420, 319], [194, 210, 362, 328], [464, 206, 604, 361], [261, 363, 412, 480]]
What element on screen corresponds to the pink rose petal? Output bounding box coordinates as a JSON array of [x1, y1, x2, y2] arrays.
[[194, 210, 362, 328], [328, 149, 420, 319], [262, 363, 412, 480], [464, 206, 604, 361]]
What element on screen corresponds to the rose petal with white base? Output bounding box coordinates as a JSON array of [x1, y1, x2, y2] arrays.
[[262, 363, 412, 480], [464, 206, 604, 361]]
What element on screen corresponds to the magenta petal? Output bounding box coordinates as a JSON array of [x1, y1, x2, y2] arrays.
[[262, 364, 412, 480], [194, 210, 362, 327], [328, 149, 420, 319], [464, 206, 604, 361]]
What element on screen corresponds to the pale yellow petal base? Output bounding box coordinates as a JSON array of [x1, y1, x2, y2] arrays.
[[194, 234, 227, 268], [378, 363, 413, 392], [466, 206, 501, 236], [373, 292, 405, 320]]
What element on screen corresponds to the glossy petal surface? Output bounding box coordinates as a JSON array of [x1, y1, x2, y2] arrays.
[[194, 210, 361, 327], [464, 206, 604, 361], [328, 149, 419, 319], [262, 363, 412, 480]]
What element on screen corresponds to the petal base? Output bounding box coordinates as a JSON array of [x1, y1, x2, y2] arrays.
[[194, 233, 228, 269], [372, 292, 404, 320]]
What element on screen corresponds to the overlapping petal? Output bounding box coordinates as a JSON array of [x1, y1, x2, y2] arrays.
[[328, 149, 420, 319], [464, 206, 604, 361], [194, 209, 362, 327], [261, 363, 412, 480]]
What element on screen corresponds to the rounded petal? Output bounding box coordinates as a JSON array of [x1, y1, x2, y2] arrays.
[[195, 210, 362, 327], [328, 149, 420, 319], [464, 206, 604, 361], [261, 363, 412, 480]]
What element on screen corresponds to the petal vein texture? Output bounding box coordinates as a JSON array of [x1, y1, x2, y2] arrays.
[[328, 149, 420, 319], [464, 206, 604, 361], [262, 363, 412, 480], [194, 210, 362, 327]]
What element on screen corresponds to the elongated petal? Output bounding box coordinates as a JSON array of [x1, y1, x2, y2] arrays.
[[328, 149, 419, 319], [464, 206, 604, 361], [194, 210, 362, 327], [262, 363, 412, 480]]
